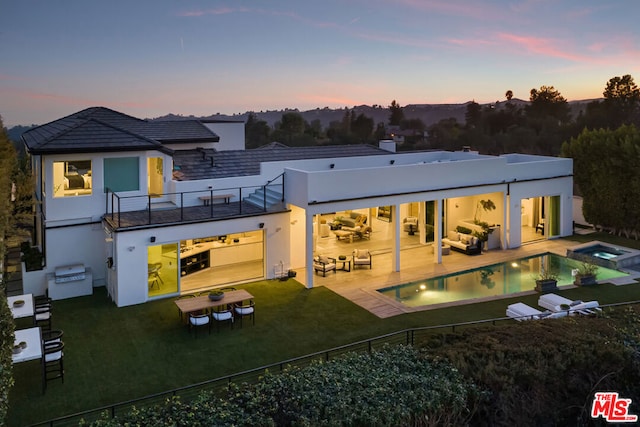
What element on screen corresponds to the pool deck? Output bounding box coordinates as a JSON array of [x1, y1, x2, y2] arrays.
[[297, 238, 640, 318]]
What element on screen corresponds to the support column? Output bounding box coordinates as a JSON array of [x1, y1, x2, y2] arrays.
[[503, 192, 509, 249], [392, 204, 400, 272], [305, 212, 315, 289], [433, 198, 443, 264]]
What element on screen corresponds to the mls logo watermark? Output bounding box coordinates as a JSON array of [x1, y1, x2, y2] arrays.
[[591, 392, 638, 423]]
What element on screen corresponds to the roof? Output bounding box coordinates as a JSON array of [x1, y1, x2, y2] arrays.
[[22, 107, 219, 155], [172, 144, 390, 180]]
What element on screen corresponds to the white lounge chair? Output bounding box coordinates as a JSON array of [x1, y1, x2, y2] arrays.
[[538, 293, 601, 315], [506, 302, 567, 321]]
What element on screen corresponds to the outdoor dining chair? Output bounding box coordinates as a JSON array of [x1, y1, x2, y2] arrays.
[[34, 302, 53, 331], [188, 312, 211, 337], [42, 340, 64, 393], [211, 306, 234, 332], [234, 300, 255, 327]]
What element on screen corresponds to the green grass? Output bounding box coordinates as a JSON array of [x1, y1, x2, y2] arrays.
[[8, 235, 640, 426]]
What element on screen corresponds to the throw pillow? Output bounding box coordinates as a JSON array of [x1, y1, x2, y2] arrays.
[[353, 249, 359, 257]]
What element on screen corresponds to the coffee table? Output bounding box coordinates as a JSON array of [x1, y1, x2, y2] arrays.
[[337, 256, 351, 272]]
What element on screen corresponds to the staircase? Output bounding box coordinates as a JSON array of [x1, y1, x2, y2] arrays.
[[244, 186, 284, 210]]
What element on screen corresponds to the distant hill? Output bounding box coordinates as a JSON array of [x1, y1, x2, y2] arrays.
[[153, 99, 600, 129], [7, 100, 601, 145]]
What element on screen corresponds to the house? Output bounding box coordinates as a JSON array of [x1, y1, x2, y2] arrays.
[[22, 107, 573, 307]]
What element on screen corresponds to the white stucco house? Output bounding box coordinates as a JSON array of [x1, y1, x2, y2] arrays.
[[22, 107, 573, 307]]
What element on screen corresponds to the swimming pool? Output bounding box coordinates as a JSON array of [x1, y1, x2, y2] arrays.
[[377, 253, 628, 308]]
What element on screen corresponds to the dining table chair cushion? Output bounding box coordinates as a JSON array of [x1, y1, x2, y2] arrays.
[[44, 342, 64, 362], [189, 314, 210, 326], [235, 305, 254, 315], [212, 311, 233, 321]]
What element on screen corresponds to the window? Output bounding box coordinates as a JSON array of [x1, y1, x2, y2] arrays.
[[53, 160, 92, 198], [104, 157, 139, 192]]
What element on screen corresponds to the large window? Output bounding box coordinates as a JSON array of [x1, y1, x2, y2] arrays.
[[104, 157, 139, 192], [53, 160, 92, 198]]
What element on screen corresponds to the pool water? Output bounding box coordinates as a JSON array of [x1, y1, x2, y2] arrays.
[[377, 253, 628, 308]]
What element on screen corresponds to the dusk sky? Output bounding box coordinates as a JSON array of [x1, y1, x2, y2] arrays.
[[1, 0, 639, 127]]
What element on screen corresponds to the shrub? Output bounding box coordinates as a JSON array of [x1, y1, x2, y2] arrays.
[[423, 307, 640, 426], [0, 281, 15, 425], [86, 345, 482, 426]]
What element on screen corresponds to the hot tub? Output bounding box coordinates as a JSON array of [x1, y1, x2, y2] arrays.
[[567, 241, 640, 270]]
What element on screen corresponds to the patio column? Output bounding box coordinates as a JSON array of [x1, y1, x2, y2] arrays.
[[433, 198, 443, 264], [503, 192, 509, 249], [305, 212, 315, 289], [392, 204, 400, 272]]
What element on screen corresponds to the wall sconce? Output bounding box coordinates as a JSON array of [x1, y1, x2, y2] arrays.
[[290, 219, 298, 225], [390, 160, 395, 165], [276, 227, 282, 232], [329, 164, 335, 169], [259, 222, 265, 228], [127, 246, 135, 252], [150, 236, 156, 243]]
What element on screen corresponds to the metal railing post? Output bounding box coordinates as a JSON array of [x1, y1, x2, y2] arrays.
[[239, 187, 243, 215], [180, 193, 184, 221], [148, 195, 152, 224], [209, 189, 213, 218]]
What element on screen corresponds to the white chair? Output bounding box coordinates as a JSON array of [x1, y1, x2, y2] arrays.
[[352, 249, 372, 269], [403, 217, 418, 234], [211, 307, 234, 332], [234, 300, 255, 327], [538, 293, 601, 315], [42, 340, 64, 393], [313, 256, 336, 276], [188, 312, 211, 337], [506, 302, 567, 321], [319, 222, 331, 238]]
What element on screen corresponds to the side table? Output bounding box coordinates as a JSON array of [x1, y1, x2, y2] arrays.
[[338, 255, 351, 272]]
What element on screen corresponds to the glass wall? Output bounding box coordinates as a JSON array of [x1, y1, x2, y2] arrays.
[[179, 230, 264, 294], [147, 243, 179, 298]]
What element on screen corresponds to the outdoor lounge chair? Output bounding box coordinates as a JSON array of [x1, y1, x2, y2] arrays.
[[313, 256, 336, 276], [538, 293, 601, 315], [506, 302, 567, 321]]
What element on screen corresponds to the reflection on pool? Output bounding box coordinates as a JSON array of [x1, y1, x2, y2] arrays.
[[377, 253, 628, 308]]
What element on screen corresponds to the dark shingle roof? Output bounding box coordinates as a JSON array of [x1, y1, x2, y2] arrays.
[[173, 144, 390, 180], [22, 107, 219, 155]]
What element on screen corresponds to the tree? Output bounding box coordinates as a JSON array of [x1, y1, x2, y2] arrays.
[[561, 125, 640, 237], [244, 112, 271, 149], [527, 85, 570, 123], [465, 101, 482, 128], [272, 112, 307, 144], [505, 90, 513, 101], [603, 74, 640, 128], [388, 100, 404, 126]]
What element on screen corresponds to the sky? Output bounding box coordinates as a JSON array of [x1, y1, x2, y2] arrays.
[[1, 0, 639, 127]]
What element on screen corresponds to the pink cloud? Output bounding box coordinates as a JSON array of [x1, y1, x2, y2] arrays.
[[496, 32, 588, 62]]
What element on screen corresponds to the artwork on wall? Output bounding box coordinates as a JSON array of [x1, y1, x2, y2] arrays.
[[377, 206, 391, 222]]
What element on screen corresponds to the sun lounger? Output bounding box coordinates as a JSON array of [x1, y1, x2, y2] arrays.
[[538, 293, 601, 315], [506, 302, 567, 321]]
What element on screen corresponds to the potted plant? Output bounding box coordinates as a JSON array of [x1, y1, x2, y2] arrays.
[[208, 290, 224, 301], [574, 261, 598, 286], [534, 268, 559, 292], [474, 199, 496, 222]]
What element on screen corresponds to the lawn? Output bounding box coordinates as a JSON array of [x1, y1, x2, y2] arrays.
[[8, 234, 640, 426]]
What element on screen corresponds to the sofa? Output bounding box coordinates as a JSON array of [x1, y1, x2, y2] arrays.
[[336, 212, 367, 228], [442, 230, 482, 255]]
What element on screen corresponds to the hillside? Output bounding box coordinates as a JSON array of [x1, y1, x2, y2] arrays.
[[153, 98, 599, 129]]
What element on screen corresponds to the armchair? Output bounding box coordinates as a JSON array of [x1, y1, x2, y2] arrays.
[[403, 217, 418, 234], [352, 249, 372, 269], [313, 256, 337, 276]]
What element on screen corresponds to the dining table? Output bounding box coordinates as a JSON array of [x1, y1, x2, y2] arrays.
[[7, 294, 35, 319], [175, 289, 254, 317], [12, 327, 43, 364]]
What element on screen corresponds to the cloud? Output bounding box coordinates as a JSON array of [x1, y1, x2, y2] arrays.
[[497, 32, 587, 62], [177, 7, 337, 29]]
